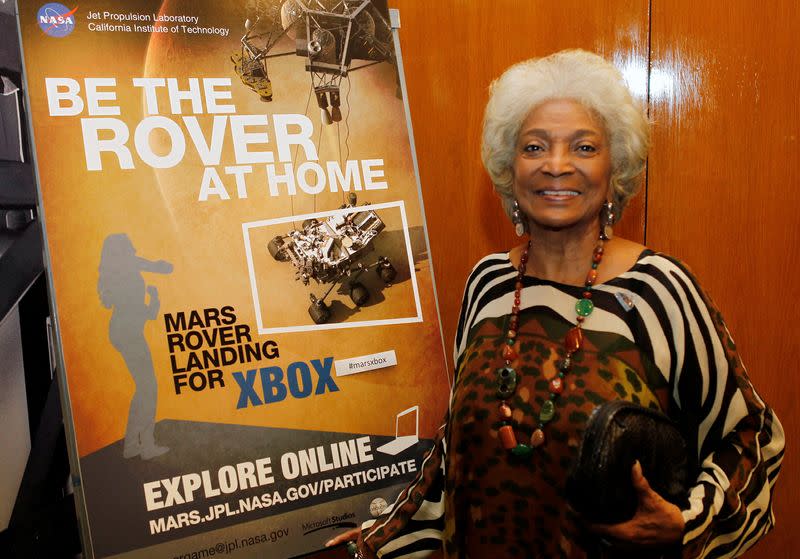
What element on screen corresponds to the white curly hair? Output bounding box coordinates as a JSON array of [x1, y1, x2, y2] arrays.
[[481, 49, 650, 222]]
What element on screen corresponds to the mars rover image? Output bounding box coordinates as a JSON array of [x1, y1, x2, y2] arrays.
[[232, 0, 396, 125], [267, 194, 398, 324]]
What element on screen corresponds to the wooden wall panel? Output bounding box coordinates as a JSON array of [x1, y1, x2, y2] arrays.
[[647, 1, 798, 556], [390, 0, 650, 373], [314, 2, 800, 557]]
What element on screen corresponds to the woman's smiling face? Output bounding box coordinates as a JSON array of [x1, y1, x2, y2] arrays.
[[512, 98, 612, 233]]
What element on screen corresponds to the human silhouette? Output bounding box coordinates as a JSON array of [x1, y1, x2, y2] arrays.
[[97, 234, 173, 460]]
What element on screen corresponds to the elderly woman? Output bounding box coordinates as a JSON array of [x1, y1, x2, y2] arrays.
[[329, 49, 784, 558]]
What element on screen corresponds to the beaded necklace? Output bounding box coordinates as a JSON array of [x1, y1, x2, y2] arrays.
[[495, 236, 605, 458]]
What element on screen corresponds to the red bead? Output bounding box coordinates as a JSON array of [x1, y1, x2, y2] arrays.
[[593, 252, 603, 263], [594, 246, 604, 256], [499, 425, 517, 449], [502, 345, 519, 361], [510, 318, 519, 329], [499, 403, 512, 419], [585, 269, 598, 285], [531, 429, 545, 447], [515, 282, 523, 290], [512, 305, 520, 314], [549, 376, 565, 394], [564, 327, 583, 352], [583, 291, 592, 299], [514, 297, 521, 305], [576, 316, 585, 323]]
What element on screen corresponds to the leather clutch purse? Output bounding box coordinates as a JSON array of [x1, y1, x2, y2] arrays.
[[565, 399, 693, 525]]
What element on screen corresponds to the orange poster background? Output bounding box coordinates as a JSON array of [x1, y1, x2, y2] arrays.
[[18, 0, 449, 457]]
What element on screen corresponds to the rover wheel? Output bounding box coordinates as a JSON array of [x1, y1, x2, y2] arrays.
[[268, 236, 289, 261], [377, 260, 397, 284], [349, 282, 370, 307], [308, 301, 331, 324]]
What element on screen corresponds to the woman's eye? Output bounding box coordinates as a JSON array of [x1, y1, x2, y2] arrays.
[[577, 144, 596, 153], [523, 144, 543, 152]]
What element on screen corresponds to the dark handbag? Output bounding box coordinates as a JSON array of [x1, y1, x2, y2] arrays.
[[566, 400, 692, 526]]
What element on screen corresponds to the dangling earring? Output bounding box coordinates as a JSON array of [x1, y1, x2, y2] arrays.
[[512, 200, 525, 237], [600, 200, 616, 240]]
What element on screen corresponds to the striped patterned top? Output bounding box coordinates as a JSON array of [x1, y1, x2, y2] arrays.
[[360, 249, 784, 558]]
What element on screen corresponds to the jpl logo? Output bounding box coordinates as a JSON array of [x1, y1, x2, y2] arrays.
[[37, 3, 77, 38]]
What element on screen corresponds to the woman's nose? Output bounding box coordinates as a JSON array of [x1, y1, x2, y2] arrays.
[[541, 147, 574, 176]]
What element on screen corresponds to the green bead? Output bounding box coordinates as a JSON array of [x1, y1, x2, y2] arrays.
[[575, 298, 594, 317], [539, 400, 555, 423], [496, 368, 517, 399], [592, 262, 599, 269], [506, 339, 515, 346], [511, 443, 533, 457], [495, 366, 517, 383]]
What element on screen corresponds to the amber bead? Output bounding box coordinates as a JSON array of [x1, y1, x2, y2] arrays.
[[531, 429, 546, 447], [549, 377, 564, 394], [564, 327, 583, 352], [499, 403, 512, 419], [586, 269, 598, 286], [515, 281, 523, 290], [502, 345, 519, 361], [507, 329, 517, 339], [499, 425, 517, 449]]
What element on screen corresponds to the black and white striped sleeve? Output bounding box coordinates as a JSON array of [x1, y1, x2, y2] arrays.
[[641, 255, 784, 558], [357, 421, 447, 558]]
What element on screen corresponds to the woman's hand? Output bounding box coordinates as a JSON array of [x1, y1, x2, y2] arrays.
[[325, 527, 361, 548], [590, 461, 685, 546]]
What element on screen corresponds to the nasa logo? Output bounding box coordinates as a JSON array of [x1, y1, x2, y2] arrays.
[[37, 3, 77, 38]]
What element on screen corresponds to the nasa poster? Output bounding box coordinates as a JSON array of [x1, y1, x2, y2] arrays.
[[16, 1, 451, 557]]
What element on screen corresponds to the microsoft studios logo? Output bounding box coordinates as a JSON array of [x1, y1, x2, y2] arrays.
[[37, 3, 78, 37]]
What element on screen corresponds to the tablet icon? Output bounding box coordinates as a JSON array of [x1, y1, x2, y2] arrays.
[[376, 406, 419, 456]]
